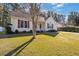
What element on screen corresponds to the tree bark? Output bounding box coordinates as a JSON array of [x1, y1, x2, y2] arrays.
[[32, 16, 36, 39], [30, 3, 40, 39]]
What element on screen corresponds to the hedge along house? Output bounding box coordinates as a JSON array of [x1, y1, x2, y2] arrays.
[[9, 10, 64, 33]]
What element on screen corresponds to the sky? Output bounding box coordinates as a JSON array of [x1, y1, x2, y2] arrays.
[[41, 3, 79, 21], [7, 3, 79, 17], [5, 3, 79, 21]]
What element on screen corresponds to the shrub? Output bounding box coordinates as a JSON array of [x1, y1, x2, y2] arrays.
[[5, 26, 12, 34], [36, 31, 40, 33], [21, 30, 32, 33], [22, 31, 26, 33], [47, 30, 57, 32], [58, 27, 79, 33], [15, 29, 19, 34], [29, 30, 32, 33]]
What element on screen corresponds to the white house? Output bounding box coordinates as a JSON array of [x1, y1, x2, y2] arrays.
[[9, 10, 64, 32], [45, 16, 57, 31]]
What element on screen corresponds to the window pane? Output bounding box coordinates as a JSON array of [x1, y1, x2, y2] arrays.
[[52, 24, 53, 28], [47, 23, 49, 28], [28, 21, 29, 28], [25, 21, 27, 28], [18, 20, 20, 28], [21, 20, 23, 28]]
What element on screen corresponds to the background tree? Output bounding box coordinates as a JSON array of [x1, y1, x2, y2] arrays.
[[2, 3, 22, 27], [68, 11, 79, 26], [0, 3, 16, 27], [0, 4, 3, 26]]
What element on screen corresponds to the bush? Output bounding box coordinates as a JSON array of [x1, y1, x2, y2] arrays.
[[22, 31, 26, 33], [5, 26, 12, 34], [29, 30, 32, 33], [14, 30, 33, 34], [58, 27, 79, 32], [47, 30, 57, 32], [15, 29, 19, 34], [36, 30, 45, 33], [36, 31, 40, 33]]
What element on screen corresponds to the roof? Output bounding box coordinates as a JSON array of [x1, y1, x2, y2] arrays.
[[9, 10, 29, 18]]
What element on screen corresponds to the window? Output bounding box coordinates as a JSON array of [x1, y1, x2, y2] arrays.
[[52, 24, 53, 28], [40, 24, 41, 29], [18, 20, 30, 28], [25, 21, 27, 28], [28, 21, 30, 28], [47, 23, 49, 28], [21, 20, 23, 28], [18, 20, 20, 28]]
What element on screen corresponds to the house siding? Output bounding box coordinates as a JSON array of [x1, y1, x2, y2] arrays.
[[10, 15, 62, 32], [11, 16, 32, 32], [45, 16, 57, 31]]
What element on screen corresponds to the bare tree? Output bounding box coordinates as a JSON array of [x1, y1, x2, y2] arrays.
[[68, 11, 79, 26], [29, 3, 40, 39]]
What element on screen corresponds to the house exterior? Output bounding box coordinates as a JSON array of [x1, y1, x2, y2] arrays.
[[9, 10, 64, 32], [45, 16, 57, 31]]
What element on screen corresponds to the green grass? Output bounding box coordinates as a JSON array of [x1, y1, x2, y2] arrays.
[[0, 32, 79, 56], [0, 36, 32, 56]]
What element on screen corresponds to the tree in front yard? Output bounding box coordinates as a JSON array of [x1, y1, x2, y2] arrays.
[[29, 3, 40, 39]]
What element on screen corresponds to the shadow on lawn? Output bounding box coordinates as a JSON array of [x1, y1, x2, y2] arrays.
[[5, 37, 34, 56]]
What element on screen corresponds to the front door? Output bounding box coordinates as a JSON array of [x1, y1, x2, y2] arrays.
[[39, 23, 44, 32], [40, 24, 41, 30], [40, 24, 42, 31]]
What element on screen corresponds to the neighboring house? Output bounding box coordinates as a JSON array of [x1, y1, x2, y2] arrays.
[[9, 10, 64, 32]]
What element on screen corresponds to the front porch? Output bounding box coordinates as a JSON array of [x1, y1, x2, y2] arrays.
[[36, 21, 45, 32]]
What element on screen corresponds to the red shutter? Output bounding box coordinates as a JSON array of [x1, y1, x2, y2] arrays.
[[28, 21, 30, 28], [18, 20, 20, 28]]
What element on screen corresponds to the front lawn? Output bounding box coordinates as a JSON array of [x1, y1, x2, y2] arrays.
[[0, 32, 79, 56], [0, 36, 32, 56], [17, 32, 79, 56]]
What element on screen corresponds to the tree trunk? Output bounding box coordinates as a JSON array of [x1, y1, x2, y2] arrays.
[[35, 15, 38, 28], [32, 16, 36, 39]]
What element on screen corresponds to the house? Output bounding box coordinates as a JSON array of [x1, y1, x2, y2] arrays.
[[9, 10, 32, 32], [9, 10, 64, 33], [45, 16, 57, 31]]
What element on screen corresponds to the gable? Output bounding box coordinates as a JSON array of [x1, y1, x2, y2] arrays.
[[46, 16, 55, 23]]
